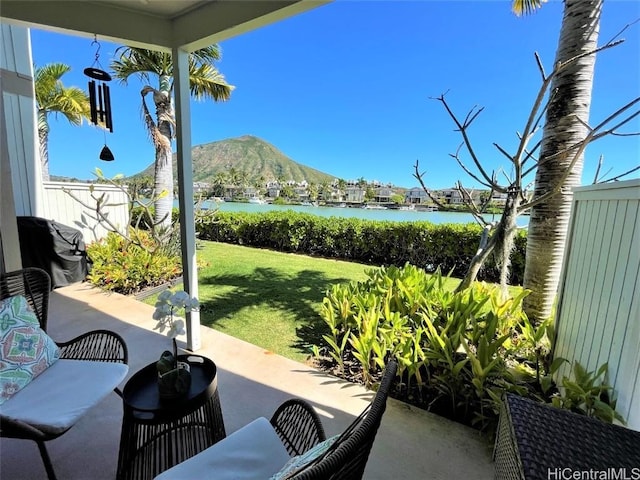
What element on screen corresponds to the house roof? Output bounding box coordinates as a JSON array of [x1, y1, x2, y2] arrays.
[[0, 0, 328, 51]]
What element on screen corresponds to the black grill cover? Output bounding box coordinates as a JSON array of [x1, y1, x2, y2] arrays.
[[17, 216, 91, 288]]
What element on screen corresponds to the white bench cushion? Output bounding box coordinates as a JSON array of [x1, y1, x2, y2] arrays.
[[154, 417, 291, 480], [0, 359, 128, 435]]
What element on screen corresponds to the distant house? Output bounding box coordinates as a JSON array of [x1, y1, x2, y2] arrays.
[[322, 187, 343, 202], [243, 187, 259, 199], [294, 185, 309, 201], [266, 181, 281, 198], [193, 182, 211, 193], [405, 187, 429, 204], [345, 187, 365, 203], [437, 188, 481, 205], [374, 186, 394, 203]]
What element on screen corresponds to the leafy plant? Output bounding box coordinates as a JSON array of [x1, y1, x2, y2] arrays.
[[315, 263, 625, 433], [552, 361, 625, 424], [86, 230, 181, 294]]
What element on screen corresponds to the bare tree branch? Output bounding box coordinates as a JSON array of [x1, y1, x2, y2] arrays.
[[534, 52, 547, 81], [412, 160, 448, 209], [521, 139, 542, 169], [493, 143, 514, 163], [433, 94, 495, 186], [592, 154, 605, 184], [598, 165, 640, 183], [455, 181, 489, 226], [556, 39, 624, 71], [450, 145, 498, 190], [602, 18, 638, 52]]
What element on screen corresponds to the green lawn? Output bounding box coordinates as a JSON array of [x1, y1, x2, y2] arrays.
[[147, 241, 461, 362], [180, 242, 373, 362]]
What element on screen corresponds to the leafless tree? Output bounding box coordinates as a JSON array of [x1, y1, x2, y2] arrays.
[[415, 43, 639, 295]]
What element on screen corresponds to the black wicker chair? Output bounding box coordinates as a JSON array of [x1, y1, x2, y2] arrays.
[[269, 359, 397, 479], [155, 360, 397, 480], [0, 267, 129, 480]]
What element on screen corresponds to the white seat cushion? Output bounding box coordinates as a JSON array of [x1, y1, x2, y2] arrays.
[[0, 359, 128, 435], [154, 417, 291, 480]]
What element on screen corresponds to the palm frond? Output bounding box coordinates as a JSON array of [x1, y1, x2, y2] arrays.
[[55, 87, 91, 125], [512, 0, 546, 16], [190, 45, 222, 64], [34, 62, 90, 123], [189, 63, 234, 101], [34, 63, 72, 105], [111, 47, 172, 84], [112, 44, 233, 103]]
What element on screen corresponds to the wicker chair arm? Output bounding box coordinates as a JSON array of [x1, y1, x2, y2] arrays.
[[270, 399, 326, 456], [57, 329, 128, 365]]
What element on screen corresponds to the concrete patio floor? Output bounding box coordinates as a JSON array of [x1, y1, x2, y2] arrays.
[[0, 282, 494, 479]]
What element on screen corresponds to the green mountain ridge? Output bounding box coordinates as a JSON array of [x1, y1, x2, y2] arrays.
[[136, 135, 336, 185]]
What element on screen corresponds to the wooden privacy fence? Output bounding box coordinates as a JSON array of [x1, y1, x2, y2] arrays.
[[41, 181, 129, 244], [553, 179, 639, 430]]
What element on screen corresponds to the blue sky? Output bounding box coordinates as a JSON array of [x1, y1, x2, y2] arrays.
[[31, 0, 639, 189]]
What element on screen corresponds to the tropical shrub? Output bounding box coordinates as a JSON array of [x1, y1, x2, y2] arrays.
[[196, 211, 528, 284], [87, 230, 181, 295], [314, 264, 621, 433], [552, 361, 625, 424], [130, 206, 180, 230]]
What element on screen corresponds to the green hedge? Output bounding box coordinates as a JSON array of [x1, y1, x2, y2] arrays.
[[196, 211, 527, 284]]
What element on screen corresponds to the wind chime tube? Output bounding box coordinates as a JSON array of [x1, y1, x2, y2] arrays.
[[88, 80, 98, 125], [103, 84, 113, 133], [97, 83, 104, 124]]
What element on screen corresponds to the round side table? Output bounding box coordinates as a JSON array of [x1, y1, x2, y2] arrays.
[[116, 354, 226, 480]]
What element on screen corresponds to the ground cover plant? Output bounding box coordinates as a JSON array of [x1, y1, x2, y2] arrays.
[[313, 263, 623, 433], [87, 230, 181, 294]]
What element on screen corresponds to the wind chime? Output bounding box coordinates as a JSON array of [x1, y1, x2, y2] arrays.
[[84, 36, 114, 161]]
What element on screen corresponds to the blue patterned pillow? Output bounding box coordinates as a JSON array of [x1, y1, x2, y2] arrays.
[[0, 295, 60, 405], [269, 435, 338, 479]]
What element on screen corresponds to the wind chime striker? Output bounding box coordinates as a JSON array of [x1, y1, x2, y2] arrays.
[[84, 36, 114, 161]]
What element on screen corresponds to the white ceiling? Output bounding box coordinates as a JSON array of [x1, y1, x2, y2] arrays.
[[0, 0, 328, 51], [97, 0, 207, 18]]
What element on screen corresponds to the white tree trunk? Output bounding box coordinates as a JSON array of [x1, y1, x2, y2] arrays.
[[154, 138, 173, 231], [38, 111, 50, 181], [153, 81, 174, 232], [523, 0, 602, 322]]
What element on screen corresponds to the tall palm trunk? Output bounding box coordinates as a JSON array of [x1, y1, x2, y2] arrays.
[[522, 0, 602, 322], [38, 110, 50, 181], [153, 75, 174, 231]]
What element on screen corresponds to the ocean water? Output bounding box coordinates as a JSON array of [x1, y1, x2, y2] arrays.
[[196, 201, 529, 227]]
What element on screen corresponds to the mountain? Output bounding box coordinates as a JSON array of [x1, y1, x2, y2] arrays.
[[135, 135, 336, 185]]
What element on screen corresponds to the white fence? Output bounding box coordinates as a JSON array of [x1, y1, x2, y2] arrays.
[[42, 181, 130, 244], [554, 179, 640, 430]]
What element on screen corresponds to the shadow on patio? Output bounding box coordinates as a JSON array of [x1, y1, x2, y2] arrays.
[[0, 282, 494, 479]]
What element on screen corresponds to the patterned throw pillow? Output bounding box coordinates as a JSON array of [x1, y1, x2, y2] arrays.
[[269, 435, 339, 480], [0, 295, 60, 405]]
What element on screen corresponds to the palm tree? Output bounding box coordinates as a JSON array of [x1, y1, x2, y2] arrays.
[[111, 46, 233, 231], [307, 182, 319, 201], [34, 63, 90, 181], [514, 0, 603, 322], [211, 171, 227, 197]]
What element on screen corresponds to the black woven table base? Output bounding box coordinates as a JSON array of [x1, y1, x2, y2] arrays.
[[116, 357, 226, 480], [494, 394, 640, 480]]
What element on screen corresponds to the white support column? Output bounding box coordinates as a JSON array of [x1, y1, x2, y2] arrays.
[[172, 46, 201, 351]]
